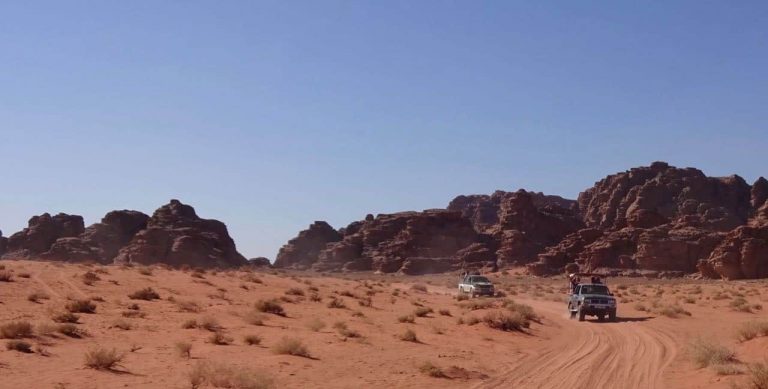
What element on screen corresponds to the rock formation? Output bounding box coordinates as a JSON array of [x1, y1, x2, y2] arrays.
[[699, 201, 768, 279], [114, 200, 246, 268], [0, 230, 7, 256], [2, 213, 85, 259], [274, 221, 342, 269], [247, 257, 272, 267]]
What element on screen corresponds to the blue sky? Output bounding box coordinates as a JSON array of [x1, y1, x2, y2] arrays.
[[1, 1, 766, 259]]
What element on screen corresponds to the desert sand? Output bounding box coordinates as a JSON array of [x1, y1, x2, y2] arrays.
[[1, 260, 767, 389]]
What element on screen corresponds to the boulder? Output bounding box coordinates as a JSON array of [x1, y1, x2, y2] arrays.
[[114, 200, 246, 268], [2, 213, 85, 259]]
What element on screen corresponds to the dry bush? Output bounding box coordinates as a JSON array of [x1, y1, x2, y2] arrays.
[[111, 319, 132, 330], [17, 272, 30, 278], [459, 299, 495, 311], [27, 291, 50, 303], [137, 267, 153, 276], [188, 361, 274, 389], [737, 321, 768, 342], [634, 302, 648, 312], [0, 321, 34, 339], [128, 287, 160, 301], [419, 361, 447, 378], [503, 300, 537, 322], [198, 316, 221, 332], [414, 307, 434, 317], [84, 348, 124, 370], [272, 337, 311, 358], [285, 287, 305, 296], [181, 319, 198, 329], [244, 334, 262, 346], [53, 312, 80, 323], [242, 274, 263, 284], [122, 310, 146, 318], [309, 292, 322, 302], [36, 323, 59, 337], [746, 360, 768, 389], [255, 299, 286, 316], [410, 284, 428, 293], [0, 270, 13, 282], [438, 309, 452, 317], [327, 297, 346, 309], [688, 338, 736, 368], [398, 314, 415, 323], [176, 300, 202, 313], [6, 340, 32, 353], [244, 310, 267, 326], [208, 331, 233, 345], [175, 341, 192, 358], [400, 329, 419, 342], [66, 299, 96, 314], [58, 324, 87, 338], [82, 271, 100, 285], [713, 363, 743, 376], [655, 304, 691, 318], [357, 297, 373, 307], [306, 318, 326, 332], [483, 311, 529, 332]]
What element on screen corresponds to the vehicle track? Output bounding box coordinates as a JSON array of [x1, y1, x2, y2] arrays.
[[474, 300, 679, 389]]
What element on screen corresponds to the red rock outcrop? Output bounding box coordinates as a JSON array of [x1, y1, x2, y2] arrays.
[[273, 221, 343, 269], [41, 210, 149, 263], [247, 257, 272, 267], [2, 213, 85, 259], [114, 200, 246, 268], [0, 230, 7, 256]]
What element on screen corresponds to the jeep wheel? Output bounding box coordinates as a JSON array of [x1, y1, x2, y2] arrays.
[[608, 309, 617, 322], [578, 307, 585, 322], [597, 314, 605, 321]]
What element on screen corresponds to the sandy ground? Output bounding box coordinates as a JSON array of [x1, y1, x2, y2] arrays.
[[0, 260, 767, 389]]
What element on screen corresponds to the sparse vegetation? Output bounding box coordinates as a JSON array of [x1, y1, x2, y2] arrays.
[[66, 299, 96, 313], [182, 319, 198, 329], [58, 324, 87, 338], [27, 291, 50, 303], [438, 309, 452, 316], [327, 297, 346, 309], [398, 314, 415, 323], [188, 361, 274, 389], [400, 328, 419, 342], [255, 299, 286, 316], [737, 321, 768, 342], [0, 321, 34, 339], [6, 340, 32, 353], [688, 338, 736, 368], [176, 300, 202, 313], [419, 361, 447, 378], [84, 348, 125, 370], [272, 337, 311, 358], [128, 287, 160, 301], [244, 334, 262, 346], [746, 360, 768, 389], [306, 318, 326, 332], [482, 311, 529, 331], [176, 341, 193, 358], [0, 270, 13, 282], [285, 287, 305, 296], [244, 310, 267, 326], [198, 316, 221, 332], [414, 307, 433, 317], [410, 284, 428, 293], [209, 331, 233, 345]]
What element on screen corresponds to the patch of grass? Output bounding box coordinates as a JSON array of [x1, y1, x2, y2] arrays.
[[306, 318, 326, 332], [255, 299, 286, 316], [0, 321, 34, 339], [746, 360, 768, 389], [188, 361, 274, 389], [713, 363, 743, 376], [503, 300, 537, 322], [688, 338, 736, 368], [128, 287, 160, 301], [6, 340, 32, 353], [656, 304, 691, 318], [482, 311, 529, 331], [66, 299, 96, 314], [27, 291, 50, 303], [84, 348, 124, 370], [176, 341, 192, 358], [272, 337, 311, 358], [399, 329, 419, 342], [244, 334, 262, 346], [737, 321, 768, 342]]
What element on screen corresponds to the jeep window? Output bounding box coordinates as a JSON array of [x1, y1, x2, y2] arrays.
[[471, 276, 490, 284], [580, 285, 610, 295]]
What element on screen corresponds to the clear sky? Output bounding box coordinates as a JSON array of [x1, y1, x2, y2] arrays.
[[1, 1, 767, 259]]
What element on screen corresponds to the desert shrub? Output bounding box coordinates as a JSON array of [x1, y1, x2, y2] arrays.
[[327, 297, 346, 309], [419, 361, 447, 378], [338, 290, 357, 298], [27, 291, 50, 303], [410, 284, 428, 293], [398, 314, 415, 323], [6, 340, 32, 353], [176, 300, 202, 313], [272, 337, 311, 358], [682, 297, 697, 304], [713, 363, 743, 376], [181, 319, 198, 329], [0, 270, 13, 282], [309, 293, 322, 302], [244, 334, 262, 346], [53, 312, 80, 323], [188, 361, 274, 389], [111, 319, 132, 330], [0, 321, 34, 339], [58, 324, 87, 338], [459, 299, 495, 311], [285, 287, 305, 296], [306, 318, 326, 332], [746, 360, 768, 389], [176, 341, 192, 358], [208, 331, 233, 345], [122, 310, 146, 318], [128, 287, 160, 301], [242, 274, 263, 284], [82, 271, 100, 285], [400, 329, 419, 342], [656, 304, 691, 318], [503, 300, 537, 322], [482, 311, 529, 331], [357, 297, 373, 307], [465, 316, 480, 326], [688, 338, 736, 368], [137, 266, 153, 276], [244, 310, 267, 326], [36, 323, 59, 337], [737, 321, 768, 342], [634, 302, 647, 312], [198, 316, 221, 332], [438, 309, 452, 316], [255, 299, 286, 316], [414, 307, 433, 317], [66, 299, 96, 314], [84, 348, 124, 370]]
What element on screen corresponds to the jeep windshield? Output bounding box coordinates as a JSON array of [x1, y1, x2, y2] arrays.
[[580, 285, 610, 295], [470, 276, 491, 284]]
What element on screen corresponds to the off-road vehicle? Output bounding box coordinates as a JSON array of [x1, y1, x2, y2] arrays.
[[568, 283, 617, 322], [458, 275, 495, 297]]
